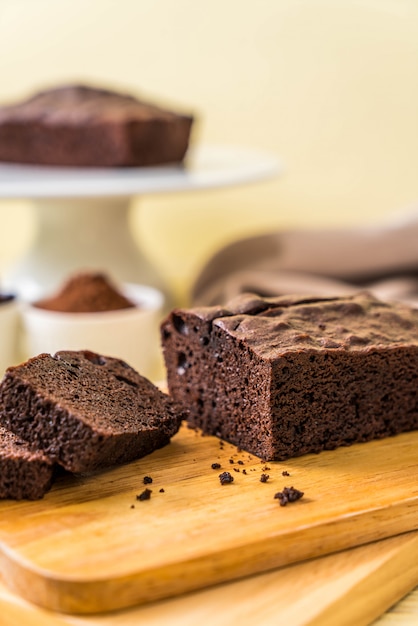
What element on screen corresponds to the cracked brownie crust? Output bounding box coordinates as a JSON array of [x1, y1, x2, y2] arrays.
[[161, 292, 418, 460]]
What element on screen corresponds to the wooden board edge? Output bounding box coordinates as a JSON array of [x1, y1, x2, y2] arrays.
[[1, 497, 417, 615], [0, 534, 417, 625], [307, 532, 418, 626]]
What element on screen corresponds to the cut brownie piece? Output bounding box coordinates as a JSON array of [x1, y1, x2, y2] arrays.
[[0, 84, 194, 167], [0, 350, 183, 472], [0, 425, 54, 500], [161, 292, 418, 461]]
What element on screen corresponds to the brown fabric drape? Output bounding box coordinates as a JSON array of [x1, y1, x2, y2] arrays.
[[191, 209, 418, 308]]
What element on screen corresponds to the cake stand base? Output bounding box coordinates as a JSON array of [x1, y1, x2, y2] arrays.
[[0, 146, 281, 303], [4, 197, 167, 302]]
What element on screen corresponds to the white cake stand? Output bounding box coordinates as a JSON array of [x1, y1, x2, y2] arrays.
[[0, 145, 280, 301]]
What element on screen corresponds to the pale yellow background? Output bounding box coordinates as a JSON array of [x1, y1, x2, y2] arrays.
[[1, 0, 418, 302]]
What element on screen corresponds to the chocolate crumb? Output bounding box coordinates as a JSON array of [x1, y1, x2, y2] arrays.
[[143, 476, 153, 484], [229, 459, 235, 464], [130, 504, 135, 509], [137, 488, 152, 501], [233, 467, 240, 473], [274, 486, 304, 507], [159, 488, 165, 493], [219, 471, 234, 485], [262, 466, 271, 471], [282, 470, 290, 476], [211, 462, 221, 470], [242, 469, 247, 475], [237, 460, 244, 465], [260, 474, 270, 483]]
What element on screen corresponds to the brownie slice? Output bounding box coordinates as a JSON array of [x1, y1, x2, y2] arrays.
[[0, 425, 54, 500], [0, 84, 194, 167], [0, 350, 183, 472], [161, 292, 418, 460]]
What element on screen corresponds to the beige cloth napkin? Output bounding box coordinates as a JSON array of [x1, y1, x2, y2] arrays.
[[191, 208, 418, 307]]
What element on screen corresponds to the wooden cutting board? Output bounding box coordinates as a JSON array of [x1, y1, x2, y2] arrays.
[[0, 532, 417, 626], [0, 426, 416, 615]]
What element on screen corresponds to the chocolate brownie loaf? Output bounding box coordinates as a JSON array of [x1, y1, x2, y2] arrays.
[[161, 292, 418, 461], [0, 426, 54, 500], [0, 350, 183, 472], [0, 84, 194, 167]]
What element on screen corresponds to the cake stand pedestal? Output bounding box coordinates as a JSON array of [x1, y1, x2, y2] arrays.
[[10, 197, 163, 301], [0, 145, 280, 302]]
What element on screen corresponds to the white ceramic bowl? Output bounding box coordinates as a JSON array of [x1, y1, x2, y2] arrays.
[[21, 284, 165, 380], [0, 297, 20, 375]]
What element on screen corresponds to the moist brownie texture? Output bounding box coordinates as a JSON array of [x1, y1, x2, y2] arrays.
[[0, 84, 194, 167], [0, 350, 183, 472], [161, 292, 418, 461], [0, 425, 54, 500]]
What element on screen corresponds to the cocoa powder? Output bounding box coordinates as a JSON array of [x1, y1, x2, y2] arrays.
[[34, 272, 136, 313]]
